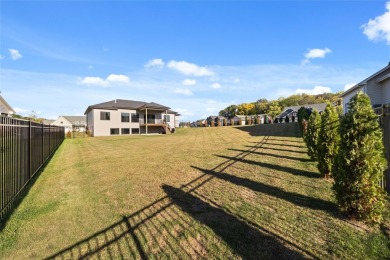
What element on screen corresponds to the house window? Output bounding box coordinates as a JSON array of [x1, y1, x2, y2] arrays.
[[164, 115, 171, 122], [131, 128, 139, 134], [110, 128, 119, 135], [75, 121, 79, 124], [121, 128, 130, 135], [100, 112, 110, 120], [131, 113, 139, 123], [121, 113, 130, 122]]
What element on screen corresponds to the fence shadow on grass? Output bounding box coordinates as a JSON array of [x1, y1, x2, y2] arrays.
[[228, 148, 312, 163], [163, 185, 307, 260], [245, 145, 308, 154], [215, 154, 320, 179], [191, 166, 335, 212]]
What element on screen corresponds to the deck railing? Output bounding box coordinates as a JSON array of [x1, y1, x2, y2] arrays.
[[139, 119, 165, 125], [0, 117, 64, 219]]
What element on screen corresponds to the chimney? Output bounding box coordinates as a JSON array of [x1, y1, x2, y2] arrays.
[[114, 99, 117, 103]]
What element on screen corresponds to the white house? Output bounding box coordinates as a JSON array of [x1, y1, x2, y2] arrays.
[[340, 62, 390, 113], [0, 95, 15, 116], [84, 99, 180, 137], [51, 116, 87, 133]]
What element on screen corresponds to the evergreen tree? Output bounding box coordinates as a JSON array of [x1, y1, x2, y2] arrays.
[[317, 103, 340, 178], [298, 107, 310, 135], [305, 109, 321, 160], [333, 92, 387, 223]]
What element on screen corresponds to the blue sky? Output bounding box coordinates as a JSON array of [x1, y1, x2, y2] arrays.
[[1, 1, 390, 120]]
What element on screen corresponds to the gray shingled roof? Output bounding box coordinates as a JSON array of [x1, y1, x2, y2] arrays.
[[84, 99, 175, 114], [284, 103, 327, 113], [340, 62, 390, 97], [62, 116, 86, 124]]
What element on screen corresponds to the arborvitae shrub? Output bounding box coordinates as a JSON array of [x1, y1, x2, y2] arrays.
[[292, 115, 295, 122], [223, 118, 227, 126], [305, 109, 321, 160], [298, 107, 310, 135], [210, 120, 215, 127], [333, 92, 387, 223], [66, 131, 72, 139], [317, 103, 340, 178], [254, 117, 259, 124], [248, 118, 252, 125], [285, 116, 290, 123], [238, 118, 242, 125], [230, 119, 234, 126], [217, 120, 221, 126]]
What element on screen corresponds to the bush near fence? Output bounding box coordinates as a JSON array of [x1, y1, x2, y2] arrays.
[[0, 117, 64, 219]]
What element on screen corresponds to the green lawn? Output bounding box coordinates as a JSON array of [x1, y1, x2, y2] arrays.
[[0, 124, 389, 259]]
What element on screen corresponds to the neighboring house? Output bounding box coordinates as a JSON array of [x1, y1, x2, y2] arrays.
[[84, 99, 180, 136], [340, 62, 390, 114], [52, 116, 87, 133], [232, 115, 246, 125], [0, 95, 15, 116], [277, 103, 327, 122]]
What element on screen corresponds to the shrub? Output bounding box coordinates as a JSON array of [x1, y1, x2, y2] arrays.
[[317, 103, 340, 178], [298, 107, 310, 134], [223, 118, 227, 126], [238, 118, 242, 125], [247, 118, 252, 125], [254, 117, 259, 124], [230, 119, 234, 126], [333, 92, 387, 223], [305, 109, 321, 160], [66, 130, 72, 139], [292, 115, 295, 122], [210, 120, 215, 127], [285, 116, 290, 123], [275, 118, 279, 123]]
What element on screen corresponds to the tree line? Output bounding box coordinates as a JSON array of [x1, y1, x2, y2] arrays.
[[219, 92, 342, 118]]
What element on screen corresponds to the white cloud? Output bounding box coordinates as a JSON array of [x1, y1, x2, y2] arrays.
[[14, 107, 29, 114], [145, 58, 165, 69], [167, 60, 214, 76], [79, 77, 109, 87], [295, 86, 332, 95], [88, 65, 94, 69], [175, 108, 194, 117], [172, 88, 193, 96], [8, 49, 23, 60], [344, 83, 357, 91], [78, 74, 130, 87], [302, 48, 332, 64], [182, 79, 196, 86], [210, 83, 221, 89], [361, 2, 390, 44], [106, 74, 130, 84]]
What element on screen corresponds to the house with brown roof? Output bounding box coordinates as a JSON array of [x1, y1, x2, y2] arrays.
[[0, 95, 15, 116], [84, 99, 180, 136], [340, 62, 390, 114]]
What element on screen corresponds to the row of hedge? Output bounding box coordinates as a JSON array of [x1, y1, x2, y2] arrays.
[[301, 93, 387, 224]]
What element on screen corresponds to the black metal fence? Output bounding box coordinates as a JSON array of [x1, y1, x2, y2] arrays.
[[1, 117, 64, 219]]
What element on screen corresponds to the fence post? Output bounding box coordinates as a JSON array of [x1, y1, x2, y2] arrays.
[[28, 121, 31, 178], [42, 122, 44, 165]]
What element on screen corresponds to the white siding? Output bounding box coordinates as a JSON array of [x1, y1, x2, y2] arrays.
[[342, 87, 362, 114], [92, 109, 139, 137]]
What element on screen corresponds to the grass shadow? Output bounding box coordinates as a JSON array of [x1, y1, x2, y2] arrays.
[[191, 166, 337, 212], [245, 145, 308, 155], [215, 154, 320, 179], [163, 184, 307, 259], [228, 148, 312, 163]]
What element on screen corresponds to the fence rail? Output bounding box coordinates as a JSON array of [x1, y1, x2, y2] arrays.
[[1, 117, 64, 219]]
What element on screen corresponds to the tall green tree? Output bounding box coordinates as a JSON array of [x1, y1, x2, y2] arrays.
[[317, 103, 340, 178], [305, 109, 321, 160], [333, 92, 387, 223]]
